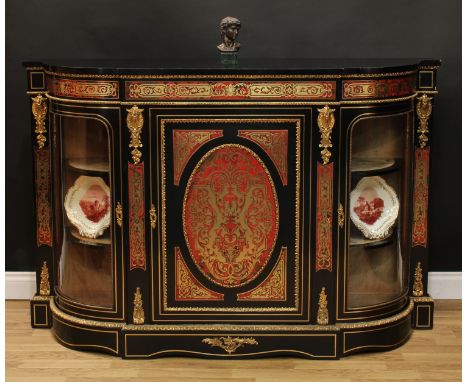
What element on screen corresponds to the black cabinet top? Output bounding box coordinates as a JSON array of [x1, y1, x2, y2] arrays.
[[24, 58, 441, 76]]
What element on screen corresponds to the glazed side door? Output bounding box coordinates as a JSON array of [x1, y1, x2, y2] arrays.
[[148, 106, 312, 323], [336, 101, 414, 322], [49, 102, 126, 321]]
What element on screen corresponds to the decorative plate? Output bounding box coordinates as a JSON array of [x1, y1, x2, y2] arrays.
[[350, 176, 399, 240], [64, 176, 111, 239]]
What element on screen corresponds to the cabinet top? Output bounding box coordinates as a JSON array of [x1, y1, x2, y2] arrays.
[[24, 58, 440, 76]]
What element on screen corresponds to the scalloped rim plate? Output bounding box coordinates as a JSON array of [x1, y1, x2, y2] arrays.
[[350, 176, 399, 240], [64, 176, 111, 239]]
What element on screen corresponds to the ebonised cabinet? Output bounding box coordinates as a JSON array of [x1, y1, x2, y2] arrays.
[[26, 59, 439, 358]]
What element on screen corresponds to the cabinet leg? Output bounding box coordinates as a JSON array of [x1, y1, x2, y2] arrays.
[[411, 296, 434, 329]]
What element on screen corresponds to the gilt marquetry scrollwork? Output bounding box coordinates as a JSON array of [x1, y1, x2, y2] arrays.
[[317, 106, 335, 165], [316, 287, 329, 325], [173, 130, 223, 185], [238, 130, 289, 185], [416, 94, 432, 148], [412, 148, 430, 247], [133, 287, 145, 325], [35, 147, 52, 247], [202, 336, 258, 354], [39, 261, 50, 296], [128, 163, 146, 270], [175, 248, 224, 301], [237, 247, 287, 301], [316, 163, 333, 272], [127, 105, 144, 164], [413, 262, 424, 297], [31, 94, 48, 149]]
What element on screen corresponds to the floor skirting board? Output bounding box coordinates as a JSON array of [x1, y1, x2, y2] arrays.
[[5, 271, 462, 300]]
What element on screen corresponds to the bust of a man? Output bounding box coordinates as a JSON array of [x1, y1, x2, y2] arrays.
[[217, 17, 241, 52]]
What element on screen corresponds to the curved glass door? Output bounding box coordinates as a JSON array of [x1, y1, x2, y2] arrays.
[[57, 115, 114, 308], [346, 113, 411, 309]]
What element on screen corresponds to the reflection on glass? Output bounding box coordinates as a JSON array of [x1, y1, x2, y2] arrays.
[[347, 113, 410, 309], [57, 116, 114, 308]]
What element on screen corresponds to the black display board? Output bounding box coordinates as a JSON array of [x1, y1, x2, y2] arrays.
[[5, 0, 461, 271]]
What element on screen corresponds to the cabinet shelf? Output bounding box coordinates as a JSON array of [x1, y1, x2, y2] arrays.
[[69, 227, 111, 247], [67, 158, 110, 174], [351, 158, 401, 177], [349, 233, 394, 248]]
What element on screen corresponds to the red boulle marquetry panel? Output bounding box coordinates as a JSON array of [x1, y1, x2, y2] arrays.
[[173, 130, 223, 185], [316, 163, 333, 271], [412, 147, 430, 247], [237, 247, 287, 301], [48, 78, 119, 99], [174, 248, 224, 301], [126, 81, 336, 100], [343, 77, 416, 99], [183, 144, 279, 288], [35, 147, 52, 247], [238, 130, 289, 185], [128, 162, 146, 270]]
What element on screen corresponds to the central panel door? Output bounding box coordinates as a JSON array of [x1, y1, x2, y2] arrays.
[[150, 107, 311, 323]]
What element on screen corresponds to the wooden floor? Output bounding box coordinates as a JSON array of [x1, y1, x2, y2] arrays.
[[6, 300, 461, 382]]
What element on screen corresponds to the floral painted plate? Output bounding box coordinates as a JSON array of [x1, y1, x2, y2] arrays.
[[64, 176, 111, 239], [350, 176, 399, 240]]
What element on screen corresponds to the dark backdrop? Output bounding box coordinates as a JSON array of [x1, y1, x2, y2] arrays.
[[5, 0, 461, 271]]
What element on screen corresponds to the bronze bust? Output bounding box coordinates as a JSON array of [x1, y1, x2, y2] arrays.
[[217, 17, 241, 52]]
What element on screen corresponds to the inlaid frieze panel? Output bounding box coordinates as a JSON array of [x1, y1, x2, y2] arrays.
[[126, 81, 336, 100], [48, 78, 119, 99], [173, 130, 223, 185], [343, 76, 416, 99], [238, 130, 288, 185], [237, 247, 287, 301], [175, 248, 224, 301], [183, 144, 279, 288]]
